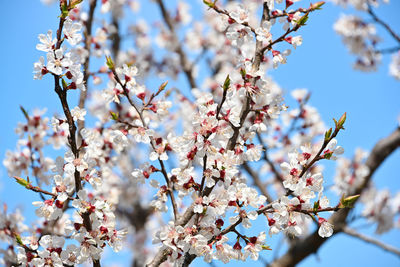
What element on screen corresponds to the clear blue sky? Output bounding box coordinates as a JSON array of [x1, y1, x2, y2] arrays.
[[0, 1, 399, 266]]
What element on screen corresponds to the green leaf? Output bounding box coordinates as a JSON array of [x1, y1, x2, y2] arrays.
[[105, 56, 115, 70], [110, 112, 119, 121], [61, 78, 68, 90], [70, 0, 84, 9], [295, 14, 309, 26], [14, 176, 29, 188], [313, 200, 320, 213], [323, 152, 333, 160], [223, 75, 230, 91], [159, 81, 168, 92], [311, 1, 325, 10], [20, 106, 30, 121], [333, 118, 338, 129], [203, 0, 217, 8], [324, 128, 332, 141], [61, 2, 69, 18], [338, 112, 346, 130], [262, 245, 272, 250], [240, 68, 246, 79], [15, 234, 23, 246], [340, 194, 360, 208]]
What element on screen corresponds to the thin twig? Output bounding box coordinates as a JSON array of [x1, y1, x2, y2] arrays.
[[342, 226, 400, 257], [367, 4, 400, 44], [110, 68, 178, 221], [77, 0, 98, 144], [242, 162, 272, 202], [257, 132, 285, 183], [155, 0, 198, 90]]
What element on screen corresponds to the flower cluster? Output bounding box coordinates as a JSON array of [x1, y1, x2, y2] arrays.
[[333, 0, 400, 79]]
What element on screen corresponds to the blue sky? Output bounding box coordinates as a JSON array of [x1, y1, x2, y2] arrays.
[[0, 0, 399, 266]]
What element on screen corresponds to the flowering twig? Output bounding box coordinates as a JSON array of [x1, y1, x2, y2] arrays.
[[298, 112, 346, 178], [13, 176, 74, 201], [203, 1, 256, 33], [270, 127, 400, 267], [109, 64, 179, 221], [52, 4, 101, 266]]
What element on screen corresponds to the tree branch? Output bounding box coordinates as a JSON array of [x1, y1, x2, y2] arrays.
[[77, 0, 97, 144], [242, 161, 272, 202], [342, 226, 400, 257], [155, 0, 198, 90], [269, 127, 400, 267], [367, 4, 400, 44]]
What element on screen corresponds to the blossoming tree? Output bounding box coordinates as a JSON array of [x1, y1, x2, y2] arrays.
[[1, 0, 399, 266]]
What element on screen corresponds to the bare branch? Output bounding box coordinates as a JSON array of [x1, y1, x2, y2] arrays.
[[77, 0, 98, 144], [242, 161, 273, 202], [342, 226, 400, 257], [155, 0, 198, 90], [367, 4, 400, 44]]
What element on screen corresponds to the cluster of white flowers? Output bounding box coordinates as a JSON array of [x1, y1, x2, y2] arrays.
[[333, 0, 400, 79], [334, 15, 381, 71], [332, 0, 389, 11], [361, 188, 400, 234], [389, 52, 400, 80], [33, 19, 86, 91]]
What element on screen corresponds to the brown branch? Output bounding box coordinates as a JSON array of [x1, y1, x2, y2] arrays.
[[342, 226, 400, 257], [257, 132, 285, 183], [110, 13, 121, 60], [13, 176, 75, 201], [155, 0, 198, 90], [77, 0, 97, 144], [367, 4, 400, 44], [269, 127, 400, 267], [242, 162, 272, 202], [110, 68, 178, 221], [53, 11, 101, 267], [148, 2, 323, 266]]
